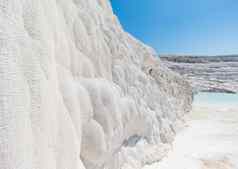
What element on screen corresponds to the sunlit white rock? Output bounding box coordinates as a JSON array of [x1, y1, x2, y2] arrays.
[[0, 0, 192, 169]]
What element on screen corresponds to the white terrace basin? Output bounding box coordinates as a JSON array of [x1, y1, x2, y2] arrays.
[[144, 92, 238, 169]]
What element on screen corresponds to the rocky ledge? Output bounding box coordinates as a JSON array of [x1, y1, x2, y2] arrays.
[[161, 55, 238, 93]]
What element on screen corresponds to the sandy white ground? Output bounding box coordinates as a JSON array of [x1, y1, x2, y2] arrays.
[[144, 101, 238, 169]]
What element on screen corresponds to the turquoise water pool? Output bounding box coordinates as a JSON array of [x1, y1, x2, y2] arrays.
[[193, 92, 238, 106]]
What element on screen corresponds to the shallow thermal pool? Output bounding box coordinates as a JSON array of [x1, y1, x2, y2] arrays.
[[193, 92, 238, 107], [144, 92, 238, 169]]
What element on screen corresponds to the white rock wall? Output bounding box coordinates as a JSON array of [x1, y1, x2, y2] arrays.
[[0, 0, 192, 169]]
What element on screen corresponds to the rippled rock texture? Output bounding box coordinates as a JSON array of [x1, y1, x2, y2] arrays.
[[0, 1, 192, 169], [161, 55, 238, 93]]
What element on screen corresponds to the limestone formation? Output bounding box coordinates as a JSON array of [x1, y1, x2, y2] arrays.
[[0, 1, 192, 169]]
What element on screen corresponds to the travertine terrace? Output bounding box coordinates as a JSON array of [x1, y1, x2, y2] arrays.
[[0, 1, 192, 169]]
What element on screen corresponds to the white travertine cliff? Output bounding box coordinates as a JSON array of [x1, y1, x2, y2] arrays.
[[0, 0, 192, 169]]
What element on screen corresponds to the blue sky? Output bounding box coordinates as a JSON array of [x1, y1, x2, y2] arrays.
[[110, 0, 238, 55]]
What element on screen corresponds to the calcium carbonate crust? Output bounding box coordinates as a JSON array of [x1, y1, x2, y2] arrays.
[[0, 0, 192, 169]]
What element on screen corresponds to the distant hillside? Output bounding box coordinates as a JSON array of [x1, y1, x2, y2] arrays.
[[160, 55, 238, 63], [161, 55, 238, 93]]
